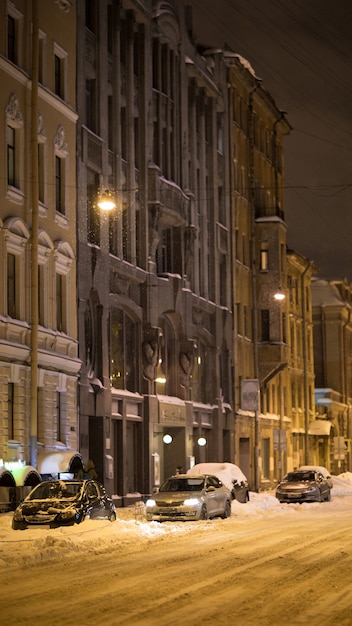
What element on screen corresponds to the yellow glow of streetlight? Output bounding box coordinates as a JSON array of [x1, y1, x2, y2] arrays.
[[274, 289, 285, 301], [97, 189, 116, 211]]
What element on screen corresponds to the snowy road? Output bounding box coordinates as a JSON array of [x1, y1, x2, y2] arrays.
[[2, 484, 352, 626]]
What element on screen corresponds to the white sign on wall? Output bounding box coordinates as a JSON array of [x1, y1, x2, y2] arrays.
[[241, 379, 260, 411]]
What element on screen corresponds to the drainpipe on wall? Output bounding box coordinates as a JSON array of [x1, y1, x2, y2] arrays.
[[248, 80, 261, 492], [302, 261, 313, 464], [30, 0, 39, 468]]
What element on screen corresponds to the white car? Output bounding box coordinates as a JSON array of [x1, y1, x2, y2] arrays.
[[188, 462, 250, 503], [298, 465, 333, 490]]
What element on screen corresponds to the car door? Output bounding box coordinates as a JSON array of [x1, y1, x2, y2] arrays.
[[85, 481, 104, 518], [206, 476, 225, 515], [317, 472, 329, 499]]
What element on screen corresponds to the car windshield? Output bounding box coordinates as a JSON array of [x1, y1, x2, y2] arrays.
[[27, 481, 83, 501], [159, 477, 205, 492], [286, 471, 315, 482]]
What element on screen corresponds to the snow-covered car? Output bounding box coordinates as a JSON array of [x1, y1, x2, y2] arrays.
[[297, 465, 333, 490], [188, 462, 250, 503], [276, 469, 331, 504], [146, 474, 231, 521], [12, 479, 116, 530]]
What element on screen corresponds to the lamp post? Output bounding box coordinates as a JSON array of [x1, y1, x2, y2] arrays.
[[274, 288, 286, 481]]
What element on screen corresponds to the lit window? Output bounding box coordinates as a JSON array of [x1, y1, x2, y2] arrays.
[[260, 244, 269, 271]]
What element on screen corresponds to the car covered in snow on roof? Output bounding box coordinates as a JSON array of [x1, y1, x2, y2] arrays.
[[297, 465, 333, 490], [276, 469, 331, 504], [188, 462, 250, 503], [146, 473, 232, 522], [12, 479, 116, 530]]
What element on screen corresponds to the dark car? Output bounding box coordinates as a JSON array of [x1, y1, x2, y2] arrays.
[[276, 470, 331, 504], [12, 479, 116, 530], [146, 474, 232, 522]]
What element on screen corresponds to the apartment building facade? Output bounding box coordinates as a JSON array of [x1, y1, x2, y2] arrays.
[[312, 278, 352, 474], [0, 0, 81, 502], [76, 0, 235, 502]]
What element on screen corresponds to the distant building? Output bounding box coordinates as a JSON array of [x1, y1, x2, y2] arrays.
[[312, 278, 352, 473], [286, 250, 317, 471]]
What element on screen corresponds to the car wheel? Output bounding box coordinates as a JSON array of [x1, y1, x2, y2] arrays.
[[199, 505, 208, 520], [326, 490, 331, 502], [222, 500, 231, 519], [12, 520, 26, 530], [108, 510, 117, 522]]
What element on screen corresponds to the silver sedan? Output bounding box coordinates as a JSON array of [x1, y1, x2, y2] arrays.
[[276, 470, 331, 503], [146, 474, 232, 521]]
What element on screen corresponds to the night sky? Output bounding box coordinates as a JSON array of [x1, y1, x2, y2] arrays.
[[189, 0, 352, 281]]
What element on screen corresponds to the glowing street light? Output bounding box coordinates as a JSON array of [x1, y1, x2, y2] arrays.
[[97, 188, 116, 211]]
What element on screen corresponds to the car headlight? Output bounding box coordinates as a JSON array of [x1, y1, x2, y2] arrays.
[[183, 498, 200, 506], [146, 499, 156, 508]]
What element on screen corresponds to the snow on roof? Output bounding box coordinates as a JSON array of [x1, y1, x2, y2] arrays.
[[188, 462, 247, 490]]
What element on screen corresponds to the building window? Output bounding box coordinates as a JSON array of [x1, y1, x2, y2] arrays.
[[86, 79, 97, 133], [56, 391, 67, 444], [7, 253, 17, 318], [7, 125, 16, 187], [87, 173, 100, 246], [85, 0, 97, 34], [8, 382, 15, 440], [38, 33, 45, 84], [260, 243, 268, 271], [110, 308, 138, 392], [217, 113, 223, 154], [54, 55, 63, 98], [261, 309, 270, 341], [38, 142, 45, 204], [38, 264, 45, 326], [7, 15, 16, 62], [191, 339, 213, 405], [152, 39, 180, 182], [56, 273, 66, 332], [156, 228, 182, 276], [55, 156, 65, 214], [244, 305, 250, 339]]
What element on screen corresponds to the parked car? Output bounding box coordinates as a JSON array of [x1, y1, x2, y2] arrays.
[[276, 469, 331, 504], [188, 462, 250, 503], [12, 479, 116, 530], [146, 474, 232, 522], [298, 465, 333, 489]]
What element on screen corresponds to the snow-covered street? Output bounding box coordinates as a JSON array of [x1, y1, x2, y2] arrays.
[[2, 473, 352, 625]]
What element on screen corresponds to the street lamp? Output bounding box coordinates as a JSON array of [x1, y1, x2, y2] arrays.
[[274, 288, 285, 301], [97, 188, 116, 211]]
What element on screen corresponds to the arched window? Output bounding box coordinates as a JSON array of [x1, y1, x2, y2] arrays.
[[110, 308, 138, 392]]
